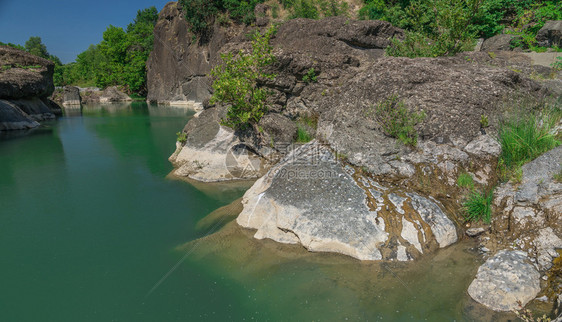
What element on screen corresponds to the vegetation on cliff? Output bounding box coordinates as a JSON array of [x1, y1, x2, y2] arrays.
[[210, 26, 276, 130]]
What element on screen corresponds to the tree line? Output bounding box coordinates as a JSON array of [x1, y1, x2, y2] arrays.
[[1, 7, 158, 97]]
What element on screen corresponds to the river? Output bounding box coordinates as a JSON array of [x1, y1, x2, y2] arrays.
[[0, 103, 516, 321]]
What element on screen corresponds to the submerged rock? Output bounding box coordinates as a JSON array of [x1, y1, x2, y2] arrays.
[[237, 141, 457, 261], [468, 250, 540, 311]]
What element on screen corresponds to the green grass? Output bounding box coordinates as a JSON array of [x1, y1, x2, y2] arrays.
[[554, 165, 562, 183], [462, 188, 494, 224], [296, 126, 313, 143], [457, 172, 474, 188], [499, 107, 561, 181], [372, 94, 426, 146]]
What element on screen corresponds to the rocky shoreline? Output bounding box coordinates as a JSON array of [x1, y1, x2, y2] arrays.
[[152, 2, 562, 316]]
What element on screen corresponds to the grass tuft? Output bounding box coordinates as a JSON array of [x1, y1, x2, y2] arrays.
[[499, 105, 561, 181], [457, 172, 474, 188], [296, 126, 313, 143], [462, 188, 494, 224]]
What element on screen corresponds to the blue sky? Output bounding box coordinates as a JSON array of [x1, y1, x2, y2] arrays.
[[0, 0, 172, 63]]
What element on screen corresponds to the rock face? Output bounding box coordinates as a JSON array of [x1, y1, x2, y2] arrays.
[[146, 2, 403, 104], [0, 45, 61, 130], [468, 250, 541, 311], [480, 34, 519, 52], [536, 20, 562, 48], [169, 107, 271, 182], [62, 86, 81, 105], [237, 141, 457, 261], [486, 146, 562, 271]]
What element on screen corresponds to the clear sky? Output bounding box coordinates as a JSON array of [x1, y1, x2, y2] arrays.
[[0, 0, 173, 63]]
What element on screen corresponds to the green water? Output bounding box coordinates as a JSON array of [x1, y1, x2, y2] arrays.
[[0, 103, 511, 321]]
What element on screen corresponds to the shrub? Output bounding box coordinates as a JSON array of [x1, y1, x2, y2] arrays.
[[302, 67, 318, 83], [552, 57, 562, 71], [176, 131, 187, 144], [462, 188, 494, 224], [457, 172, 474, 188], [210, 26, 276, 131], [498, 107, 561, 180], [386, 0, 481, 58], [372, 95, 426, 146]]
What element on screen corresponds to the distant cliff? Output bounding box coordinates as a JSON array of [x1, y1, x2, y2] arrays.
[[0, 45, 61, 131]]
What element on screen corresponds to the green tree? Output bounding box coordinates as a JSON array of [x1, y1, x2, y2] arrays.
[[24, 36, 49, 59], [210, 26, 276, 131]]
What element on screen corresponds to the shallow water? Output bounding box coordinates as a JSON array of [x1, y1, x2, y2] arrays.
[[0, 103, 515, 321]]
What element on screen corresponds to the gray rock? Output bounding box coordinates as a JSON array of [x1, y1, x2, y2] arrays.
[[169, 108, 268, 182], [468, 250, 540, 311], [237, 141, 457, 261], [0, 45, 55, 99], [536, 20, 562, 48], [62, 86, 81, 106], [0, 99, 39, 130], [463, 134, 502, 159], [466, 227, 488, 237], [480, 34, 519, 52]]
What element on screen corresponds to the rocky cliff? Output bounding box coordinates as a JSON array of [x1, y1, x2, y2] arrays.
[[0, 45, 61, 130]]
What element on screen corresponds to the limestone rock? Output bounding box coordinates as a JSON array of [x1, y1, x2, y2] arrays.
[[468, 250, 540, 311], [237, 141, 457, 261], [0, 99, 39, 130], [169, 108, 268, 182]]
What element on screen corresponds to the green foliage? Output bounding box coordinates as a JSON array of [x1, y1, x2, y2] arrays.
[[457, 172, 474, 188], [58, 7, 158, 94], [0, 41, 25, 51], [302, 67, 318, 83], [372, 94, 426, 146], [178, 0, 266, 35], [552, 57, 562, 71], [480, 114, 489, 128], [462, 188, 494, 224], [386, 0, 481, 58], [210, 26, 276, 130], [282, 0, 349, 19], [498, 106, 561, 181], [176, 131, 187, 144], [296, 126, 313, 142], [25, 36, 49, 59]]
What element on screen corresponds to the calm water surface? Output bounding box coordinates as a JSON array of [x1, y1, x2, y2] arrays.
[[0, 103, 512, 321]]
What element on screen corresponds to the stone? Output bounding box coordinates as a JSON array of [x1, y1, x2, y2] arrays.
[[463, 135, 502, 159], [536, 20, 562, 48], [466, 227, 488, 237], [237, 141, 457, 261], [468, 250, 540, 311], [0, 45, 55, 99], [480, 34, 519, 52], [62, 86, 81, 106], [169, 108, 268, 182], [0, 99, 39, 130]]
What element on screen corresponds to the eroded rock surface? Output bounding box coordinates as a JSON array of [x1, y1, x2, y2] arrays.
[[0, 45, 61, 130], [169, 108, 270, 182], [237, 141, 457, 261], [468, 250, 541, 311], [485, 146, 562, 271]]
